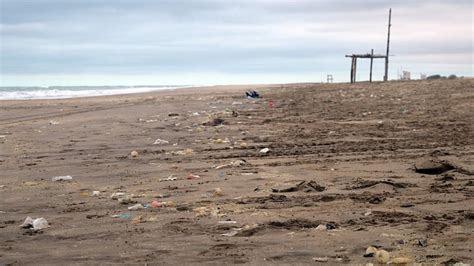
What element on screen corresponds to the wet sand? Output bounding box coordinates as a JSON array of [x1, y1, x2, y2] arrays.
[[0, 79, 473, 264]]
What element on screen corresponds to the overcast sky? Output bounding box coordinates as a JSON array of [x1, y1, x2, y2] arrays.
[[0, 0, 472, 86]]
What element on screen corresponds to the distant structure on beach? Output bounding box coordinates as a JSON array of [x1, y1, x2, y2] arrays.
[[346, 9, 392, 83], [420, 73, 427, 80], [401, 71, 411, 80], [327, 74, 333, 83]]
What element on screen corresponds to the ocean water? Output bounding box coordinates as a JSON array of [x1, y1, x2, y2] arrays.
[[0, 85, 189, 100]]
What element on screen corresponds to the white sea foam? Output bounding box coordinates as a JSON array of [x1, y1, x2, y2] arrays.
[[0, 86, 190, 100]]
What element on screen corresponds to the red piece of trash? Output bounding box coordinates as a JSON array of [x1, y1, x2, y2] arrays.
[[268, 100, 274, 108]]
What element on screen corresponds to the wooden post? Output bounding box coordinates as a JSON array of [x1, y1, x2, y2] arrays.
[[369, 49, 374, 82], [353, 57, 357, 83], [384, 8, 392, 82], [350, 57, 354, 83]]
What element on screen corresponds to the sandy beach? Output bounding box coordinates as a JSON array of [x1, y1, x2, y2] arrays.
[[0, 79, 473, 264]]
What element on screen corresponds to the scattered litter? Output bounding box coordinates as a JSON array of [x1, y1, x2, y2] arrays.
[[259, 148, 270, 154], [130, 151, 139, 158], [213, 188, 224, 197], [110, 192, 126, 200], [312, 257, 328, 262], [51, 175, 73, 182], [218, 221, 237, 224], [151, 201, 175, 208], [364, 246, 378, 257], [91, 191, 100, 196], [212, 138, 230, 144], [151, 200, 162, 208], [375, 249, 390, 264], [174, 149, 194, 155], [202, 118, 225, 126], [315, 224, 328, 231], [418, 239, 428, 247], [364, 211, 372, 216], [221, 230, 240, 237], [246, 90, 260, 98], [272, 180, 325, 193], [168, 113, 179, 117], [111, 213, 131, 219], [215, 159, 248, 169], [79, 191, 89, 197], [153, 139, 169, 145], [49, 120, 59, 125], [128, 204, 145, 211], [193, 207, 210, 217], [187, 173, 200, 180], [222, 224, 261, 237], [20, 217, 49, 230], [159, 175, 177, 182]]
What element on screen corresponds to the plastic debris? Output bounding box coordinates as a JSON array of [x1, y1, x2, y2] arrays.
[[130, 151, 139, 158], [151, 200, 162, 208], [213, 188, 224, 197], [159, 175, 177, 182], [174, 149, 194, 155], [312, 257, 328, 262], [315, 224, 328, 231], [91, 191, 100, 196], [221, 230, 240, 237], [364, 246, 378, 257], [218, 221, 237, 224], [20, 217, 34, 228], [375, 249, 390, 264], [187, 173, 200, 180], [193, 207, 210, 217], [151, 200, 175, 208], [259, 148, 270, 154], [49, 120, 59, 125], [215, 159, 248, 170], [32, 218, 49, 230], [20, 217, 49, 230], [128, 204, 145, 211], [111, 213, 131, 219], [110, 192, 126, 200], [246, 90, 260, 98], [153, 139, 169, 145], [51, 175, 73, 182]]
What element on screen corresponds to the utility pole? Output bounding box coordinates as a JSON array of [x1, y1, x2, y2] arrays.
[[384, 8, 392, 82], [370, 49, 374, 82]]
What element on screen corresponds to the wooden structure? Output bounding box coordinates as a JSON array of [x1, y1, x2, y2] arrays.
[[346, 50, 386, 83], [346, 9, 392, 83], [327, 74, 333, 83]]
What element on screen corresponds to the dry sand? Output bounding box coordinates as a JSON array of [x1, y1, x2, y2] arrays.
[[0, 79, 473, 264]]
